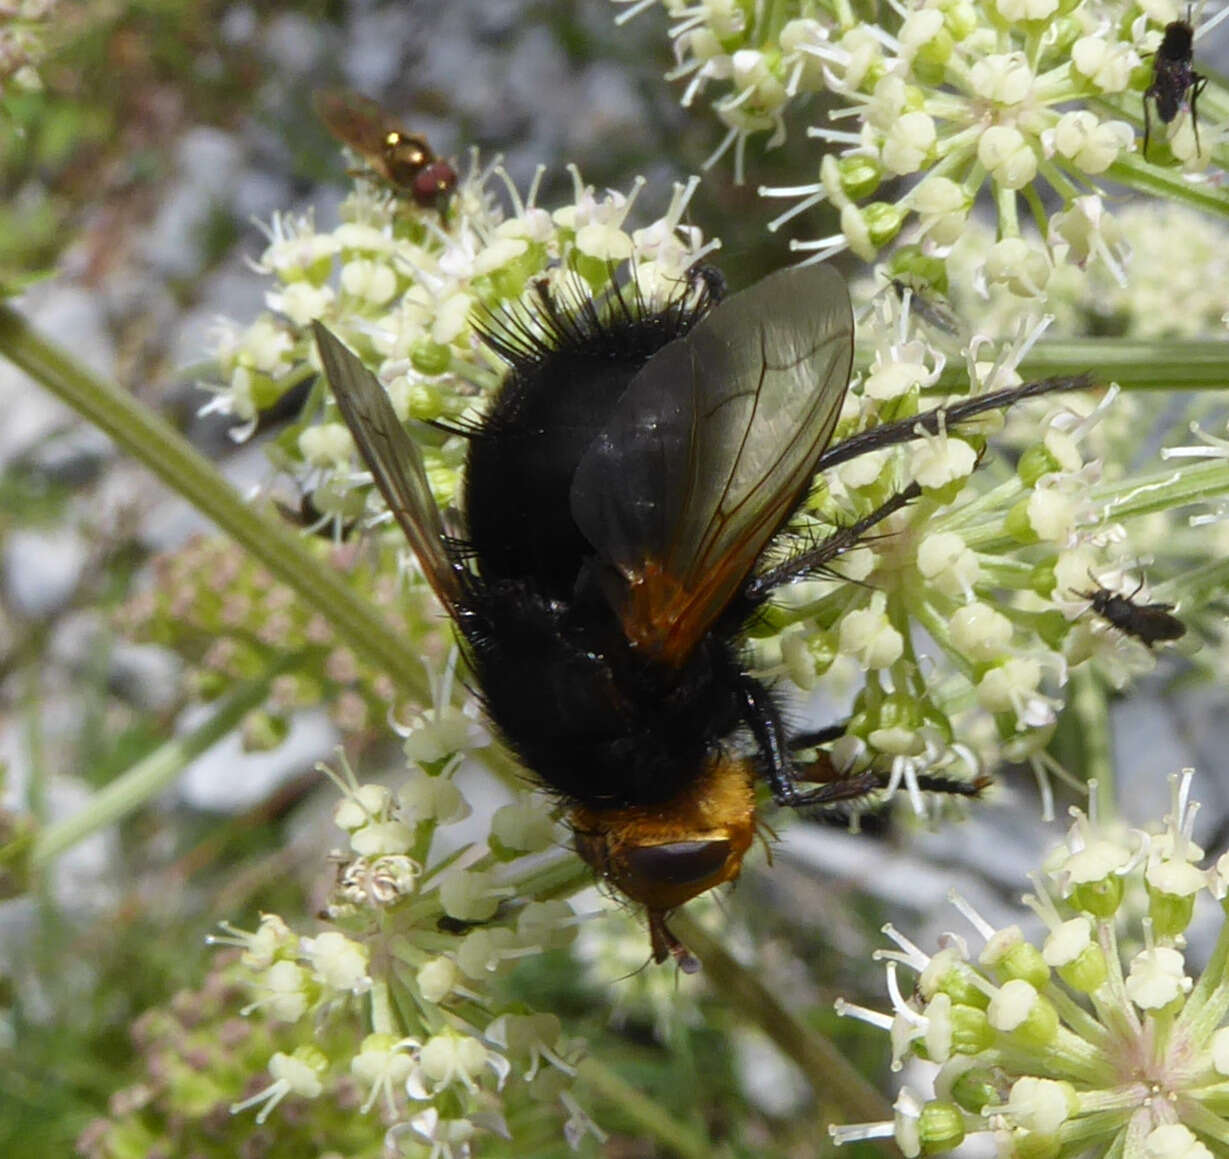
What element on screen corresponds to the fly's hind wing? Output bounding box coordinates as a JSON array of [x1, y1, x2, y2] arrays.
[[569, 265, 853, 666]]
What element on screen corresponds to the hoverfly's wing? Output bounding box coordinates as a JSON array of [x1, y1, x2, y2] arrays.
[[570, 265, 853, 666], [313, 323, 463, 614], [313, 89, 394, 155]]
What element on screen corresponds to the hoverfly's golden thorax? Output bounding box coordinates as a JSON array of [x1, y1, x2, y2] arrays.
[[383, 132, 429, 185]]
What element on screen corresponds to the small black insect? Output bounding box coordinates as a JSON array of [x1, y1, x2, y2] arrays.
[[889, 276, 961, 337], [1079, 579, 1186, 646], [1143, 11, 1208, 160]]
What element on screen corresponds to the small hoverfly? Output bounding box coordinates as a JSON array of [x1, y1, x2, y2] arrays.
[[314, 89, 457, 213], [1079, 578, 1186, 646], [315, 266, 1088, 967], [1143, 11, 1207, 160]]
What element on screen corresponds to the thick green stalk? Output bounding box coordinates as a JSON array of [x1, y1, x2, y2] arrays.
[[1070, 668, 1115, 822], [576, 1057, 712, 1159], [1106, 155, 1229, 222], [669, 910, 896, 1149], [927, 338, 1229, 392], [0, 304, 428, 703], [32, 658, 296, 864]]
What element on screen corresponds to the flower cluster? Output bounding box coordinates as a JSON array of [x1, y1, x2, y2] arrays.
[[202, 140, 1229, 820], [119, 535, 434, 738], [0, 0, 58, 95], [202, 158, 717, 513], [615, 0, 1227, 298], [746, 280, 1229, 817], [199, 719, 606, 1156], [903, 201, 1229, 343], [833, 769, 1229, 1158], [76, 964, 392, 1159]]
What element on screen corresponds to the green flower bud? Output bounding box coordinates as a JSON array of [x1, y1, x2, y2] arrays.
[[949, 1004, 994, 1055], [1005, 497, 1040, 544], [1071, 873, 1123, 918], [838, 154, 882, 200], [410, 338, 452, 376], [933, 965, 990, 1010], [1018, 444, 1062, 487], [1057, 943, 1108, 994], [949, 1066, 999, 1114], [1013, 1129, 1061, 1159], [989, 980, 1058, 1045], [1028, 562, 1056, 597], [941, 0, 978, 39], [1148, 889, 1197, 941], [918, 1101, 966, 1153], [1034, 609, 1069, 650], [995, 941, 1051, 989], [913, 32, 954, 85], [404, 380, 443, 421], [865, 201, 907, 248]]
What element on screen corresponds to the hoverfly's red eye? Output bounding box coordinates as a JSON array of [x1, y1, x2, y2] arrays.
[[413, 161, 457, 204], [623, 840, 732, 887]]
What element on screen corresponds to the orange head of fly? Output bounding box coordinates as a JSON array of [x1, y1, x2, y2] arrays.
[[571, 756, 757, 969]]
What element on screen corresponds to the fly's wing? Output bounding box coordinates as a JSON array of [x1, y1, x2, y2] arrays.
[[570, 265, 852, 666], [313, 323, 463, 614], [313, 89, 394, 156]]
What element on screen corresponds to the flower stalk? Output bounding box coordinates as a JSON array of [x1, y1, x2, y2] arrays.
[[927, 339, 1229, 393], [670, 910, 897, 1142], [31, 655, 299, 864], [0, 304, 430, 704]]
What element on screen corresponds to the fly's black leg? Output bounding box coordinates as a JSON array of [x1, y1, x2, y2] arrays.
[[747, 482, 922, 599], [738, 675, 793, 801], [739, 677, 878, 807], [1144, 92, 1154, 160], [1192, 73, 1208, 156], [815, 374, 1093, 474], [788, 723, 847, 751]]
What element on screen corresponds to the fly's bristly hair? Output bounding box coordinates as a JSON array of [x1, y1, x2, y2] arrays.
[[473, 266, 721, 384]]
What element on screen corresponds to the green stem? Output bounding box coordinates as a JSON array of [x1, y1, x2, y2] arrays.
[[1105, 155, 1229, 222], [575, 1056, 712, 1159], [926, 338, 1229, 392], [669, 911, 896, 1146], [31, 656, 296, 864], [0, 304, 429, 703], [1070, 667, 1115, 822]]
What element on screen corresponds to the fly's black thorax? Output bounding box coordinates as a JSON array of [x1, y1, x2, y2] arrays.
[[465, 290, 711, 599], [465, 350, 639, 597]]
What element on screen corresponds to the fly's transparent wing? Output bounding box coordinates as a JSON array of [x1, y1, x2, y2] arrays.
[[313, 89, 398, 156], [570, 265, 853, 665], [313, 323, 463, 614]]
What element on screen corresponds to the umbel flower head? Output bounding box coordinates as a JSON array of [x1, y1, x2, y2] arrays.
[[615, 0, 1227, 298], [833, 769, 1229, 1158], [201, 722, 606, 1157], [203, 133, 1229, 818]]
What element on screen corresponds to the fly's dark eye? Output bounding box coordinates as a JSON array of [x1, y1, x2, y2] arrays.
[[624, 840, 732, 887]]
